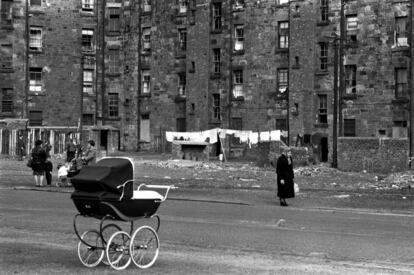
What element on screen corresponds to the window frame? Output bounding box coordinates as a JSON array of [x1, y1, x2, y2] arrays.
[[212, 93, 221, 120], [395, 16, 408, 47], [319, 42, 328, 71], [83, 69, 94, 95], [212, 3, 222, 31], [278, 21, 289, 49], [108, 8, 121, 33], [277, 68, 288, 96], [234, 25, 244, 52], [233, 70, 244, 98], [1, 88, 13, 113], [0, 43, 13, 70], [29, 67, 43, 94], [29, 110, 43, 126], [178, 28, 187, 52], [81, 29, 94, 52], [142, 27, 151, 52], [320, 0, 328, 22], [395, 68, 408, 98], [108, 93, 119, 118], [29, 26, 43, 52], [108, 50, 120, 74], [178, 73, 186, 96], [213, 48, 221, 74], [142, 70, 151, 94], [178, 0, 188, 14], [344, 119, 356, 137], [345, 64, 357, 94], [318, 94, 328, 124], [82, 0, 94, 12]]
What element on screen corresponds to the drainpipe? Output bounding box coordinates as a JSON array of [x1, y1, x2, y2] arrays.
[[24, 0, 29, 119], [79, 56, 84, 143], [228, 0, 233, 130], [338, 0, 345, 137], [286, 2, 290, 146], [101, 0, 106, 125], [410, 1, 413, 165], [136, 0, 142, 151], [332, 38, 339, 168]]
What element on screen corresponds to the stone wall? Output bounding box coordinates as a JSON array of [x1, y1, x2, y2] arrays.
[[337, 137, 409, 173]]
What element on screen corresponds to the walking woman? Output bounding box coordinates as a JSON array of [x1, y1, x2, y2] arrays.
[[276, 146, 295, 206], [30, 140, 47, 187]]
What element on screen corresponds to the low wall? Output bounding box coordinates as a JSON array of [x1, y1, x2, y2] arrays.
[[337, 137, 408, 173]]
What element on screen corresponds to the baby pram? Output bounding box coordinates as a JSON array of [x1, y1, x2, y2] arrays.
[[71, 157, 175, 270]]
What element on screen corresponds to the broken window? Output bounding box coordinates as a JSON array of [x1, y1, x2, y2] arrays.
[[278, 21, 289, 49], [82, 29, 94, 52], [142, 27, 151, 53], [213, 48, 220, 74], [0, 43, 12, 70], [212, 94, 221, 120], [83, 69, 94, 95], [29, 110, 42, 126], [318, 94, 327, 124], [395, 68, 408, 98], [277, 68, 288, 96], [108, 50, 120, 74], [319, 42, 328, 71], [108, 8, 120, 32], [29, 27, 43, 51], [82, 0, 94, 12], [344, 119, 356, 137], [178, 0, 188, 13], [395, 16, 408, 47], [233, 70, 244, 98], [108, 93, 119, 117], [143, 0, 151, 13], [346, 15, 358, 43], [234, 25, 244, 52], [178, 73, 186, 96], [1, 88, 13, 113], [178, 28, 187, 51], [142, 70, 150, 94], [320, 0, 328, 22], [1, 0, 13, 27], [345, 65, 356, 94], [212, 3, 222, 31], [29, 67, 43, 94]]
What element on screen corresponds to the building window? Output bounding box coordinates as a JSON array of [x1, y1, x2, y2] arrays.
[[320, 0, 328, 22], [395, 68, 408, 98], [0, 43, 12, 70], [277, 0, 289, 5], [344, 119, 356, 137], [108, 93, 119, 117], [178, 28, 187, 51], [30, 0, 41, 6], [108, 50, 120, 74], [212, 94, 221, 120], [29, 67, 43, 93], [82, 0, 94, 12], [143, 0, 151, 13], [213, 48, 220, 74], [345, 65, 356, 94], [278, 21, 289, 49], [178, 0, 188, 13], [346, 15, 358, 43], [142, 70, 150, 94], [108, 8, 120, 33], [29, 110, 42, 126], [234, 25, 244, 52], [212, 3, 222, 31], [233, 70, 243, 98], [1, 88, 13, 113], [29, 27, 43, 51], [82, 114, 94, 125], [1, 0, 13, 27], [142, 27, 151, 53], [319, 42, 328, 71], [395, 16, 408, 47], [277, 68, 288, 96], [176, 118, 186, 132], [82, 29, 94, 52], [83, 69, 94, 95], [178, 73, 186, 96], [318, 94, 327, 124], [234, 0, 244, 10], [231, 117, 242, 145]]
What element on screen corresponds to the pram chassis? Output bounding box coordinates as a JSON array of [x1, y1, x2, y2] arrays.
[[72, 158, 176, 270]]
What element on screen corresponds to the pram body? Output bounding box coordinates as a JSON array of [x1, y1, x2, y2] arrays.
[[70, 157, 175, 270]]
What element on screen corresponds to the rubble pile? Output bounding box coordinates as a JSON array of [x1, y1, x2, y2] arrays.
[[294, 164, 342, 177], [380, 171, 414, 189]]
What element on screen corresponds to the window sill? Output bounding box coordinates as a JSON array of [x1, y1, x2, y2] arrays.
[[141, 50, 151, 56], [106, 31, 121, 37], [275, 48, 288, 54], [316, 21, 330, 26], [291, 65, 300, 70], [141, 11, 152, 16], [211, 29, 223, 35], [210, 73, 221, 79], [29, 49, 43, 54], [233, 49, 245, 55], [391, 46, 410, 52], [139, 93, 151, 98], [29, 92, 45, 96], [106, 117, 121, 121], [315, 70, 329, 76], [29, 9, 45, 15], [80, 11, 95, 17], [174, 95, 186, 102], [341, 93, 358, 100], [314, 123, 328, 128], [231, 96, 245, 102]]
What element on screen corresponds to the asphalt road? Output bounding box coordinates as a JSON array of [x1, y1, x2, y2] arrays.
[[1, 189, 414, 274]]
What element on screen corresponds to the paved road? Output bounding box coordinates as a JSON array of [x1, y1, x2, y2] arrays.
[[1, 189, 414, 274]]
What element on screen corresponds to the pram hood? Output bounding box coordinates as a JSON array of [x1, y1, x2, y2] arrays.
[[71, 157, 134, 199]]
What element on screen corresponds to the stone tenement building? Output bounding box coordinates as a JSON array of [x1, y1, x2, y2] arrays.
[[0, 0, 413, 162]]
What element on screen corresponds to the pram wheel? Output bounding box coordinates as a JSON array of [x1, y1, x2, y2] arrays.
[[106, 231, 132, 270], [77, 230, 104, 268], [130, 226, 159, 269], [100, 223, 122, 266]]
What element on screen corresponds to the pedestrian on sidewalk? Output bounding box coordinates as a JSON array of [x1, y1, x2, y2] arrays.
[[66, 138, 76, 163], [30, 140, 47, 187], [45, 156, 53, 186], [276, 146, 295, 206], [17, 135, 25, 161], [82, 140, 96, 166]]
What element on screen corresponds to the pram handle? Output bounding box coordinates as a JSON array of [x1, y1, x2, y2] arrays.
[[137, 184, 177, 202]]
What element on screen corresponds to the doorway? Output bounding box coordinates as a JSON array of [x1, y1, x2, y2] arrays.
[[320, 137, 328, 162], [100, 130, 108, 151]]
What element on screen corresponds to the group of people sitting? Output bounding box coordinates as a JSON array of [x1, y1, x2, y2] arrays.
[[28, 139, 96, 187]]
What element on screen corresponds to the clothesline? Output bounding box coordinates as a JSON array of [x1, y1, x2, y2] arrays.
[[165, 128, 288, 145]]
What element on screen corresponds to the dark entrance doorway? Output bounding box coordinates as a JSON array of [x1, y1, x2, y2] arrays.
[[320, 137, 328, 162], [100, 130, 108, 151]]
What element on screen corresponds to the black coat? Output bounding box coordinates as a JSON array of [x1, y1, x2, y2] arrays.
[[276, 154, 295, 199]]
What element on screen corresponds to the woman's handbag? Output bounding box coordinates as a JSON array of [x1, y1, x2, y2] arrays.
[[26, 158, 33, 168], [294, 182, 300, 194]]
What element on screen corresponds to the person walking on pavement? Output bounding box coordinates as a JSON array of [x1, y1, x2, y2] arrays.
[[66, 138, 76, 163], [30, 140, 47, 187], [82, 140, 97, 166], [17, 135, 25, 161], [276, 146, 295, 206]]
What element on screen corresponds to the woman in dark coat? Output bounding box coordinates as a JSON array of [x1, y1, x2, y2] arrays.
[[31, 140, 47, 187], [276, 147, 295, 206]]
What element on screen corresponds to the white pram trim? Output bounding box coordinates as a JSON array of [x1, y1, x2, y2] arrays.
[[133, 190, 163, 200]]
